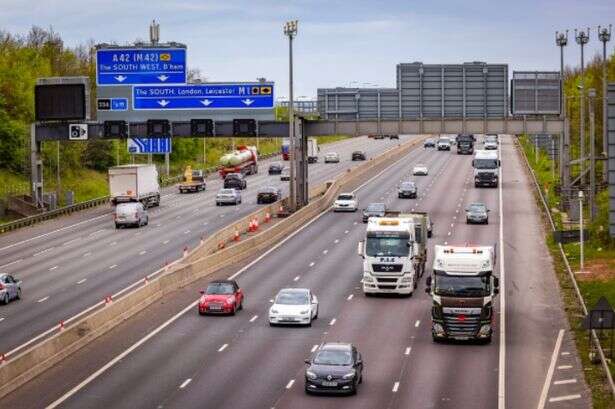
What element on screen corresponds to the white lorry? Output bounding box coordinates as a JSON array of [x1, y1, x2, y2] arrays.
[[357, 213, 429, 296], [472, 149, 500, 187], [108, 164, 160, 208], [307, 138, 319, 163], [425, 245, 499, 343]]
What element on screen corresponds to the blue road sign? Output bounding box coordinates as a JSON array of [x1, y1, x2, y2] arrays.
[[97, 98, 128, 111], [97, 48, 187, 86], [128, 138, 172, 154], [132, 83, 274, 110]]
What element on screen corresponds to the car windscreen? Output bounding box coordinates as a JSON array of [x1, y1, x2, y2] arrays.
[[400, 183, 415, 189], [433, 274, 490, 297], [473, 159, 498, 169], [206, 283, 235, 295], [468, 204, 486, 212], [366, 203, 385, 212], [438, 138, 449, 143], [219, 189, 234, 195], [275, 291, 309, 305], [366, 236, 409, 257], [338, 194, 354, 200], [313, 350, 352, 366], [260, 188, 276, 193]]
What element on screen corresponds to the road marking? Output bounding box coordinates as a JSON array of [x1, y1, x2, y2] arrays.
[[548, 395, 581, 403], [184, 230, 191, 234], [447, 232, 451, 236], [334, 239, 339, 244], [0, 317, 4, 322], [414, 320, 420, 328], [553, 379, 577, 385], [309, 262, 315, 267], [344, 230, 349, 234], [250, 315, 258, 322], [109, 241, 117, 246], [220, 214, 225, 218], [109, 264, 117, 270], [286, 379, 295, 389], [33, 247, 54, 257], [179, 378, 192, 389], [0, 259, 23, 269], [537, 329, 565, 409], [49, 266, 58, 271], [134, 232, 141, 237], [62, 238, 80, 246], [203, 222, 208, 226], [311, 345, 318, 353], [89, 229, 104, 237], [163, 240, 170, 245], [37, 296, 49, 303], [392, 382, 400, 392], [218, 343, 228, 352], [176, 215, 182, 219], [83, 252, 91, 257], [353, 221, 358, 225], [156, 223, 162, 227], [347, 294, 354, 300], [76, 278, 87, 284], [450, 223, 454, 227], [557, 365, 573, 370], [139, 250, 147, 255], [498, 142, 506, 409], [329, 318, 336, 326], [561, 351, 570, 356], [404, 347, 411, 356]]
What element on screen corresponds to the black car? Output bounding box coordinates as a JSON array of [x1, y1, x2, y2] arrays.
[[389, 134, 399, 140], [423, 138, 436, 148], [398, 181, 417, 198], [373, 134, 385, 140], [362, 202, 386, 223], [305, 343, 363, 395], [268, 162, 284, 175], [351, 151, 366, 161], [257, 186, 282, 204], [223, 173, 247, 190], [465, 202, 489, 224]]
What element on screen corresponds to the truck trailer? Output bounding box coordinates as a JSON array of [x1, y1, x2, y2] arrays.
[[108, 164, 160, 208], [218, 146, 258, 178]]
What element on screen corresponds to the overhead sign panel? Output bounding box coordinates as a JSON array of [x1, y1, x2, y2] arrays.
[[96, 48, 187, 86], [132, 83, 274, 110], [97, 98, 128, 111], [127, 137, 172, 154]]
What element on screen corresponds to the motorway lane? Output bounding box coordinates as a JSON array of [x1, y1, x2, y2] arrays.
[[0, 136, 411, 354], [48, 135, 444, 409]]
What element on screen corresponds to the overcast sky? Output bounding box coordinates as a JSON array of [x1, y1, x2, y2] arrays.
[[1, 0, 614, 99]]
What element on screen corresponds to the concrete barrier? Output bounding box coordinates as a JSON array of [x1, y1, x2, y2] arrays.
[[0, 136, 425, 398]]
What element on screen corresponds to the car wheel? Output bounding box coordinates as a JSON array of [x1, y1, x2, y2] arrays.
[[230, 304, 236, 316], [145, 217, 149, 226], [359, 372, 363, 384], [427, 231, 432, 238], [466, 219, 470, 224], [239, 297, 244, 310], [2, 293, 9, 305], [314, 306, 318, 320], [307, 319, 312, 327], [485, 218, 489, 225], [350, 382, 358, 395], [16, 288, 22, 300]]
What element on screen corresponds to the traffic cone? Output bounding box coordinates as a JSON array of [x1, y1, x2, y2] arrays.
[[183, 246, 189, 257], [200, 235, 205, 245], [248, 219, 254, 233], [234, 229, 240, 242], [144, 276, 149, 285], [0, 354, 6, 363], [105, 295, 113, 305], [59, 320, 65, 331], [254, 217, 259, 231], [265, 212, 271, 223], [218, 242, 225, 249]]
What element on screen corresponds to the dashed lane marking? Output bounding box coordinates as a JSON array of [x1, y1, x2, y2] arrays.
[[0, 318, 4, 322], [414, 320, 420, 328], [404, 347, 411, 355], [311, 345, 318, 353], [557, 365, 573, 370], [37, 296, 49, 303], [347, 294, 354, 300], [309, 262, 315, 267], [323, 250, 328, 255], [344, 230, 349, 234], [33, 248, 54, 257], [286, 379, 295, 389], [62, 239, 80, 246], [293, 276, 300, 282], [250, 315, 258, 322], [83, 252, 91, 257], [334, 239, 339, 244], [49, 266, 58, 271], [329, 318, 337, 326], [139, 251, 147, 255], [89, 230, 104, 237], [109, 241, 117, 246], [218, 343, 228, 352], [553, 379, 577, 385], [184, 230, 191, 234], [0, 259, 23, 269], [163, 240, 170, 245], [179, 378, 192, 389], [77, 278, 87, 284], [109, 264, 117, 270], [392, 382, 400, 392], [548, 395, 581, 403]]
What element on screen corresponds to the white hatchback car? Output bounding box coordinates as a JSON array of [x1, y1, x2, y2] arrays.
[[269, 288, 318, 326], [412, 164, 429, 176], [333, 193, 358, 212], [324, 152, 340, 163]]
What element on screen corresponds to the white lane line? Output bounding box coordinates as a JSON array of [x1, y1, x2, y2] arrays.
[[323, 249, 328, 255], [293, 276, 300, 282], [344, 230, 349, 234], [62, 238, 79, 246], [109, 264, 117, 270], [179, 378, 192, 389], [83, 252, 91, 257], [334, 239, 339, 244], [163, 240, 170, 245], [220, 214, 225, 218], [139, 250, 147, 255], [184, 230, 191, 234], [392, 381, 400, 392], [553, 379, 577, 385], [498, 142, 506, 409], [76, 278, 87, 285], [537, 329, 565, 409], [109, 241, 117, 246], [561, 351, 570, 356], [176, 215, 182, 219], [249, 315, 258, 322], [548, 395, 581, 403], [447, 232, 451, 236], [286, 379, 295, 389], [404, 347, 411, 356], [89, 229, 104, 237], [37, 296, 49, 303], [309, 262, 315, 267], [49, 266, 58, 271], [33, 247, 54, 257], [329, 318, 337, 326], [0, 317, 4, 322], [347, 294, 354, 301], [414, 320, 420, 328], [218, 343, 228, 352], [311, 345, 318, 353], [156, 223, 162, 227], [0, 259, 23, 269], [134, 232, 141, 237], [202, 222, 208, 226], [557, 365, 573, 370]]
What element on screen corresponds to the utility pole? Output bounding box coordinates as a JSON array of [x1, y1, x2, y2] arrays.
[[579, 190, 585, 273], [598, 25, 612, 184], [149, 19, 168, 174], [575, 28, 590, 186], [556, 30, 570, 196], [284, 20, 298, 211], [588, 88, 597, 220], [56, 140, 61, 206]]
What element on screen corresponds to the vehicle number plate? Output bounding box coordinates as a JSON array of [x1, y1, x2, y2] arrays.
[[209, 305, 222, 310], [322, 381, 338, 387], [454, 336, 470, 340]]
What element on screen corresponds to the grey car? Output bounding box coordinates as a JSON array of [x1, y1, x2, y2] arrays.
[[216, 188, 242, 206], [398, 181, 417, 198], [362, 202, 386, 223], [114, 202, 149, 229], [466, 203, 490, 224], [304, 342, 364, 395], [0, 273, 22, 304]]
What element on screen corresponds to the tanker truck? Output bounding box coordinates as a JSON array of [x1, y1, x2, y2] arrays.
[[218, 146, 258, 178]]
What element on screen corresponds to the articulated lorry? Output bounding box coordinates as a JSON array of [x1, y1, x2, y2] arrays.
[[357, 212, 429, 296], [456, 134, 475, 155], [426, 245, 499, 343], [218, 146, 258, 178], [307, 138, 319, 163], [108, 164, 161, 208], [472, 149, 500, 187]]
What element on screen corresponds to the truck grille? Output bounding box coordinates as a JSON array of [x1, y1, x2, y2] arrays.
[[477, 172, 494, 180], [371, 264, 403, 273], [443, 313, 481, 337], [376, 277, 398, 283]]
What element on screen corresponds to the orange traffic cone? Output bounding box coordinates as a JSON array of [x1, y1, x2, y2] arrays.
[[253, 217, 259, 231], [234, 229, 240, 242], [264, 212, 271, 223]]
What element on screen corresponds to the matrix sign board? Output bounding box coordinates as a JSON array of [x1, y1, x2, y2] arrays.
[[35, 83, 87, 121], [96, 47, 187, 86]]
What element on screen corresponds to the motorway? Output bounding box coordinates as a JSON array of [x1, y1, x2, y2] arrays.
[[3, 136, 592, 409], [0, 135, 409, 355]]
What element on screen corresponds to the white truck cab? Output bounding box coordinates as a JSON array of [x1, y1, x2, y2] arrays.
[[472, 149, 500, 187]]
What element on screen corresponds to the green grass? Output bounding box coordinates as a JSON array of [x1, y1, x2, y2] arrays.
[[519, 136, 615, 407]]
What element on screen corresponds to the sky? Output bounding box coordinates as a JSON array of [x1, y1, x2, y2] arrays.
[[1, 0, 614, 99]]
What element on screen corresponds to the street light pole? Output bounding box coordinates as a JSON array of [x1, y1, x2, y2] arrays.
[[598, 25, 612, 184], [284, 20, 298, 211], [579, 190, 585, 272], [556, 30, 569, 192], [575, 28, 590, 185]]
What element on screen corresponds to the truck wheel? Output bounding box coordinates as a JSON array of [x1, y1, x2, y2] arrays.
[[115, 223, 121, 229]]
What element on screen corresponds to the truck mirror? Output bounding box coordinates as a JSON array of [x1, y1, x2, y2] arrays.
[[425, 287, 431, 294], [493, 277, 500, 288], [498, 160, 501, 167], [426, 276, 432, 286], [471, 160, 475, 167], [493, 288, 500, 295], [406, 241, 411, 247]]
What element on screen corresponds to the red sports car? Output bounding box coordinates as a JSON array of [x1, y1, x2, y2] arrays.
[[198, 279, 244, 315]]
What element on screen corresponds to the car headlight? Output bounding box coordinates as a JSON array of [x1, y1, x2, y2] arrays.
[[363, 273, 375, 283], [401, 274, 412, 282], [306, 370, 318, 380], [270, 308, 279, 314], [342, 370, 356, 379], [300, 310, 309, 315]]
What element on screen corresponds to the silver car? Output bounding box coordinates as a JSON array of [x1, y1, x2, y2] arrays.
[[216, 188, 242, 205], [114, 202, 149, 229], [324, 152, 340, 163], [0, 273, 22, 304]]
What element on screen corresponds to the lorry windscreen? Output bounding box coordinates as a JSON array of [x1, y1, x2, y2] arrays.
[[433, 273, 490, 297], [366, 235, 409, 257], [473, 159, 498, 169]]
